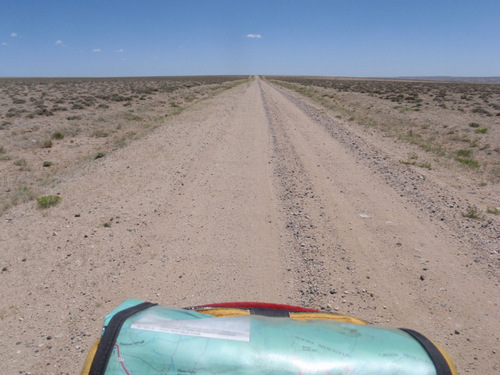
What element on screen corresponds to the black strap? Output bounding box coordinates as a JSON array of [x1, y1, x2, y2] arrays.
[[400, 328, 453, 375], [250, 307, 290, 318], [89, 302, 157, 375]]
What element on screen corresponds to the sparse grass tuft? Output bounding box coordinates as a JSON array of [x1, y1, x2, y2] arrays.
[[468, 122, 480, 128], [124, 113, 142, 121], [462, 205, 481, 219], [92, 130, 109, 138], [42, 161, 53, 167], [94, 152, 106, 160], [419, 162, 432, 169], [36, 195, 61, 209], [455, 157, 480, 168], [486, 207, 500, 215], [491, 167, 500, 178], [399, 160, 416, 166], [456, 149, 473, 157], [14, 158, 29, 171], [3, 185, 37, 212], [42, 139, 53, 148], [474, 128, 488, 134]]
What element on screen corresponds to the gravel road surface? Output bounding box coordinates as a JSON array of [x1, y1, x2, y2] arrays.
[[1, 77, 498, 374]]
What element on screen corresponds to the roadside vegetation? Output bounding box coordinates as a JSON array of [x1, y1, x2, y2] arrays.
[[0, 76, 248, 214], [267, 76, 500, 183]]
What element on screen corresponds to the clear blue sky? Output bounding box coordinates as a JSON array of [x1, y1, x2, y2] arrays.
[[1, 0, 499, 77]]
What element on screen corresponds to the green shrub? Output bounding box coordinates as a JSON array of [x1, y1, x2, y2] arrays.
[[42, 161, 53, 167], [94, 152, 106, 159], [456, 149, 472, 157], [37, 195, 61, 209], [124, 113, 142, 121], [472, 107, 492, 116], [468, 122, 480, 128], [110, 95, 131, 102], [52, 131, 64, 140], [474, 128, 488, 134]]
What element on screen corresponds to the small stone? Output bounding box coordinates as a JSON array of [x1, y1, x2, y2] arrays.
[[420, 275, 425, 281]]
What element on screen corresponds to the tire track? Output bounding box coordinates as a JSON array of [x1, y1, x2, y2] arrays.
[[258, 79, 334, 309], [271, 81, 499, 281]]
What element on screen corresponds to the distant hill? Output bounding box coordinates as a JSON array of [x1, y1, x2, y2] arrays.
[[396, 76, 500, 83]]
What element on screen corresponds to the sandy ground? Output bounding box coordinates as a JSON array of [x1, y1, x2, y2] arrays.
[[1, 77, 499, 374]]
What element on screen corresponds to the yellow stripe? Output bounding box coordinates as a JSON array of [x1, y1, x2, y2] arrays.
[[290, 312, 368, 325], [432, 340, 459, 375], [193, 307, 367, 325], [192, 307, 250, 317], [80, 339, 100, 375]]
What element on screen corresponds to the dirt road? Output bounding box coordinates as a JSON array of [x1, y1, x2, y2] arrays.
[[1, 77, 498, 374]]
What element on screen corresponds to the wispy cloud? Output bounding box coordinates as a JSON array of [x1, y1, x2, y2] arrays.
[[55, 40, 66, 47], [246, 34, 262, 38], [1, 42, 7, 46], [11, 32, 18, 37], [92, 48, 101, 53], [114, 48, 124, 53]]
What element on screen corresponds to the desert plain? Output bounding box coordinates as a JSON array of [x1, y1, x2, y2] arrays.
[[0, 75, 499, 374]]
